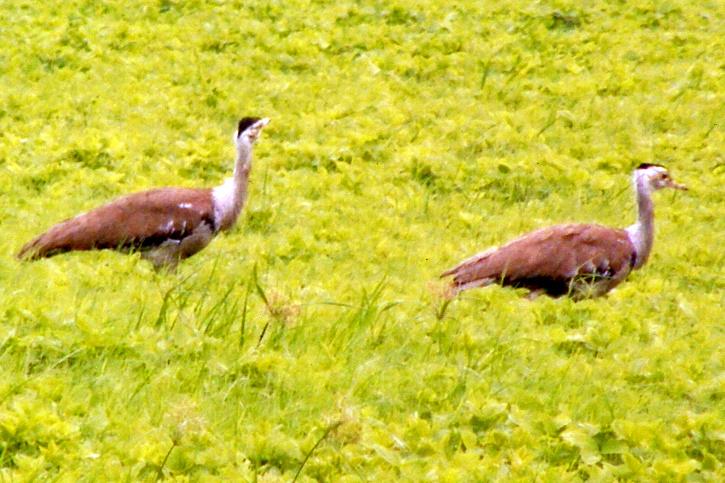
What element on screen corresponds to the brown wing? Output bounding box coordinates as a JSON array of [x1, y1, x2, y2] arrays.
[[18, 187, 215, 260], [443, 224, 636, 296]]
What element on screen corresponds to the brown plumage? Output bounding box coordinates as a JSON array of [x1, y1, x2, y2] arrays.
[[442, 164, 687, 299], [441, 224, 635, 298], [18, 117, 269, 269], [18, 188, 214, 259]]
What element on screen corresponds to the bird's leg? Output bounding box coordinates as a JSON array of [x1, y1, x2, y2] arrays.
[[142, 240, 182, 271], [177, 223, 214, 260], [526, 289, 545, 300], [141, 223, 214, 271]]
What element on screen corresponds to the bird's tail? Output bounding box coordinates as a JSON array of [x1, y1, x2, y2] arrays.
[[17, 236, 41, 260], [441, 267, 495, 296], [440, 248, 498, 295], [18, 229, 64, 260], [17, 217, 89, 261], [440, 247, 495, 278], [449, 277, 495, 295]]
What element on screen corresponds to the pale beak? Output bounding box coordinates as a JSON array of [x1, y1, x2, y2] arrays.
[[247, 118, 270, 142], [667, 179, 688, 191]]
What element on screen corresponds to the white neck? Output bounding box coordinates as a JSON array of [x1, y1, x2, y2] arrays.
[[625, 172, 655, 269], [212, 137, 253, 231]]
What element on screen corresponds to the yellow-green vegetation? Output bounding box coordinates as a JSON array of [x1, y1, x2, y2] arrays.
[[1, 0, 723, 480]]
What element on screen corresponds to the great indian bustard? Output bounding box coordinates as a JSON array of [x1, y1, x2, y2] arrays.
[[18, 117, 269, 269], [441, 164, 687, 299]]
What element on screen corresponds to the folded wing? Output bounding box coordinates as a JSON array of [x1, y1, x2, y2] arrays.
[[442, 224, 636, 297], [18, 188, 215, 260]]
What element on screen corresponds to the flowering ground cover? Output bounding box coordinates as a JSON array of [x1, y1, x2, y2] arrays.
[[0, 0, 723, 480]]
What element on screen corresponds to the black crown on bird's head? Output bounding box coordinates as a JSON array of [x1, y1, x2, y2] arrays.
[[636, 162, 665, 170], [237, 117, 262, 137]]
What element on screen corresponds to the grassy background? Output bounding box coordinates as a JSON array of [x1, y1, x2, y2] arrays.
[[1, 0, 723, 480]]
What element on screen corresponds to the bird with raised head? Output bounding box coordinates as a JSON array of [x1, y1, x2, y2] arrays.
[[18, 117, 270, 269], [441, 164, 687, 299]]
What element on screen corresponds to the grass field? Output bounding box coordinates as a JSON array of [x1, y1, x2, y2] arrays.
[[1, 0, 723, 480]]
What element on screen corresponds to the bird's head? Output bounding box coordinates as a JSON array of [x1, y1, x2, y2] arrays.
[[236, 117, 270, 147], [634, 163, 687, 192]]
